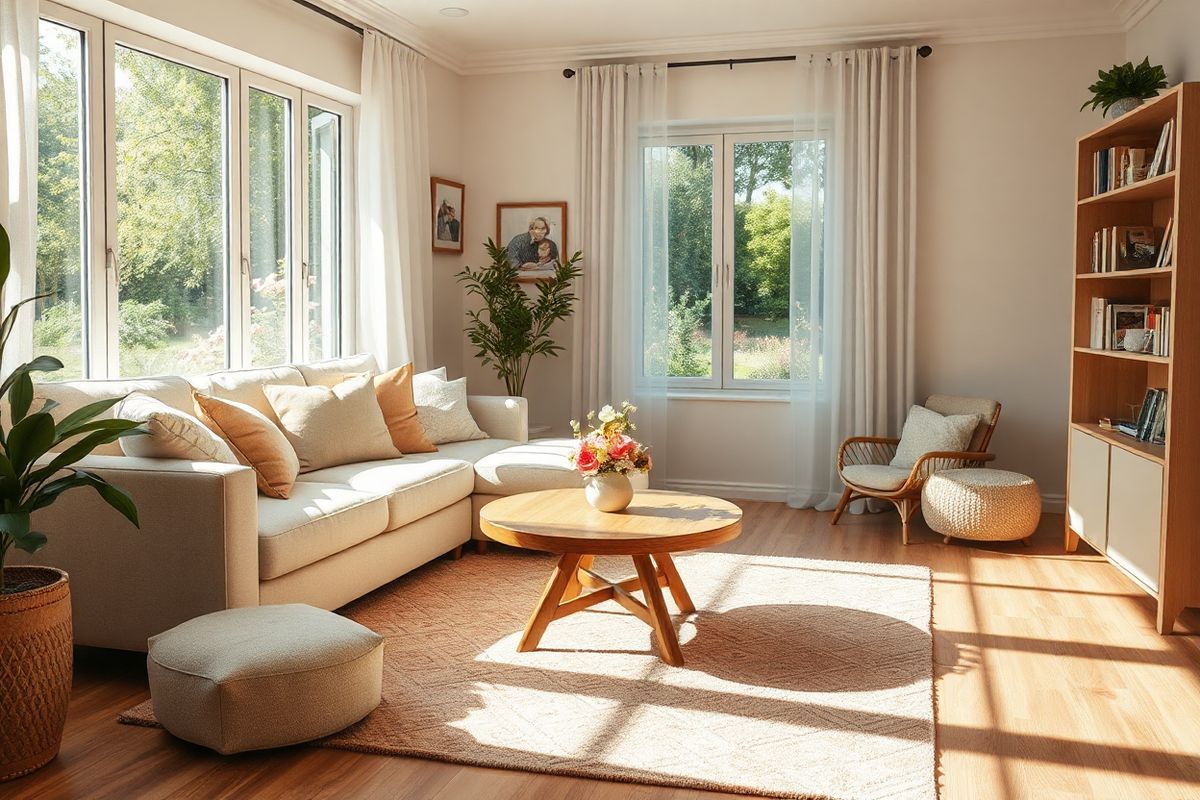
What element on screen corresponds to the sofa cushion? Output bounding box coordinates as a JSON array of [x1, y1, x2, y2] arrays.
[[296, 354, 380, 387], [257, 482, 390, 580], [472, 438, 582, 495], [33, 376, 194, 456], [413, 373, 486, 444], [841, 464, 911, 491], [116, 393, 238, 463], [188, 365, 305, 424], [374, 364, 438, 454], [193, 391, 300, 499], [297, 454, 480, 530]]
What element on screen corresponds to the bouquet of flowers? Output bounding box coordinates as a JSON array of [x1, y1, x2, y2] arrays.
[[569, 402, 652, 477]]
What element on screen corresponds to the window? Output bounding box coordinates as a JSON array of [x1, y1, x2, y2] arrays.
[[34, 5, 351, 379], [653, 127, 825, 390]]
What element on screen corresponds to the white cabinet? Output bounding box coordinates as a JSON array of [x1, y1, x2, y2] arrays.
[[1068, 428, 1111, 552], [1107, 447, 1164, 594]]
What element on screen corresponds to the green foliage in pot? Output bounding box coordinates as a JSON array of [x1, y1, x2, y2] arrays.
[[1081, 58, 1168, 113], [0, 222, 144, 593], [456, 239, 582, 397]]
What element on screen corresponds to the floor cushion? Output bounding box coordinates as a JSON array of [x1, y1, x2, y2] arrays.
[[257, 483, 390, 579], [146, 604, 383, 754]]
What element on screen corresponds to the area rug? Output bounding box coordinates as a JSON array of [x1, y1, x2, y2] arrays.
[[121, 551, 934, 799]]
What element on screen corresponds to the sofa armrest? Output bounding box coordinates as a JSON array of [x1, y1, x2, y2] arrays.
[[11, 454, 259, 652], [468, 395, 529, 442]]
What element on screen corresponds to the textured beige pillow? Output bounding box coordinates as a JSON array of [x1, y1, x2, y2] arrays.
[[890, 405, 980, 470], [263, 374, 401, 472], [193, 390, 300, 499], [412, 372, 487, 445], [116, 393, 237, 463]]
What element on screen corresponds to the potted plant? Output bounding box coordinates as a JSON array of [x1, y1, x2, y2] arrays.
[[569, 402, 652, 512], [0, 222, 144, 782], [456, 239, 582, 397], [1081, 58, 1168, 118]]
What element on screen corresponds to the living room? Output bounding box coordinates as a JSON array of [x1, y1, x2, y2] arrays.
[[1, 0, 1198, 798]]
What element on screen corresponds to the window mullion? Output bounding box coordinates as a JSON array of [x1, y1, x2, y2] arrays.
[[720, 133, 736, 390]]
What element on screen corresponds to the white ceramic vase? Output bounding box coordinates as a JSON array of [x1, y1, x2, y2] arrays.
[[584, 473, 634, 512]]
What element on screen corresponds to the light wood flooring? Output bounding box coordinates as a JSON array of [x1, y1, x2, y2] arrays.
[[9, 502, 1200, 799]]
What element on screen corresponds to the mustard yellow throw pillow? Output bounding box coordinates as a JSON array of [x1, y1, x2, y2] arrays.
[[192, 390, 300, 499], [372, 364, 438, 454]]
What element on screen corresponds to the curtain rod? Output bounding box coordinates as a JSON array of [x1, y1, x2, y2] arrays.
[[562, 45, 932, 79], [291, 0, 364, 35]]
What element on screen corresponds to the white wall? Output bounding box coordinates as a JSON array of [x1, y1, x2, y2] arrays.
[[454, 34, 1125, 504], [1126, 0, 1200, 84], [427, 61, 467, 375]]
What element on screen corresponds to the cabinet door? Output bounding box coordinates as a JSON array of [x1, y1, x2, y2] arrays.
[[1107, 447, 1163, 593], [1068, 429, 1111, 552]]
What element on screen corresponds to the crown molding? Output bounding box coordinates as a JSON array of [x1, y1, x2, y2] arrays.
[[459, 14, 1126, 75], [1114, 0, 1163, 30], [315, 0, 465, 74]]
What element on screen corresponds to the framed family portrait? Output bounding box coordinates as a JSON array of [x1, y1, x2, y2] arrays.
[[496, 201, 568, 283], [431, 177, 465, 253]]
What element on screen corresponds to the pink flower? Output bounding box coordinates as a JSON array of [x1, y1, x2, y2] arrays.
[[608, 434, 637, 460], [575, 446, 599, 474]]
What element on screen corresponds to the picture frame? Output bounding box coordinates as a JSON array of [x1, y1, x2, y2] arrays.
[[431, 177, 465, 253], [496, 201, 568, 283]]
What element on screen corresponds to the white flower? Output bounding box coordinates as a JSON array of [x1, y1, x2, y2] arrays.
[[597, 404, 617, 423]]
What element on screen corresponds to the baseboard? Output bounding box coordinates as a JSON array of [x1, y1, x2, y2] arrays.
[[660, 480, 1066, 513]]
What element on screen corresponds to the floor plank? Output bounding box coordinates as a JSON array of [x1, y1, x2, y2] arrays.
[[6, 502, 1200, 799]]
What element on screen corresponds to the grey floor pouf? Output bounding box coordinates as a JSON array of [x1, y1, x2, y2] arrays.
[[146, 604, 383, 754]]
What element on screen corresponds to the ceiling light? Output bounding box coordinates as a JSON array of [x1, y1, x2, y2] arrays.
[[439, 7, 469, 17]]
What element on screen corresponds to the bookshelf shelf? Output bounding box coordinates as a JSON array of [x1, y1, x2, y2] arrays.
[[1076, 266, 1173, 280], [1073, 347, 1170, 364], [1067, 83, 1199, 635], [1078, 170, 1175, 205], [1071, 422, 1166, 465]]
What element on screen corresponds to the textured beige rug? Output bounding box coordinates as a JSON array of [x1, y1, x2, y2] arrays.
[[121, 551, 934, 799]]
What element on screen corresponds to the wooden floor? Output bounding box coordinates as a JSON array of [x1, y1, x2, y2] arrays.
[[9, 502, 1200, 799]]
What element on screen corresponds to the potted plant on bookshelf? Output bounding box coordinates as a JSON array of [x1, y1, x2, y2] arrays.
[[1081, 57, 1168, 118], [0, 222, 145, 782], [456, 238, 582, 397]]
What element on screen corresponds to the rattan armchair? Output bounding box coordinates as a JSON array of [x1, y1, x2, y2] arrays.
[[831, 396, 1002, 545]]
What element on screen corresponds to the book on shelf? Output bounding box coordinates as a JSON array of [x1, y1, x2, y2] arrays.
[[1090, 225, 1159, 272], [1092, 145, 1156, 195], [1125, 387, 1168, 444], [1156, 217, 1175, 268], [1147, 119, 1175, 179], [1088, 300, 1171, 356]]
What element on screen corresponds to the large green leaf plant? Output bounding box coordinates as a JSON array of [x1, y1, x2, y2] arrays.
[[0, 222, 144, 593], [456, 239, 582, 397], [1081, 57, 1168, 114]]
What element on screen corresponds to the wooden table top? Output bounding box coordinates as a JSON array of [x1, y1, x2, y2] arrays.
[[479, 489, 743, 555]]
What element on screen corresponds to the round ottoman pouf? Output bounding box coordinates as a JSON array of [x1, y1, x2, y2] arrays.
[[146, 604, 383, 754], [921, 468, 1041, 544]]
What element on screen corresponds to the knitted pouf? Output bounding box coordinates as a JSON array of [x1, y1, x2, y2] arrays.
[[921, 468, 1041, 543]]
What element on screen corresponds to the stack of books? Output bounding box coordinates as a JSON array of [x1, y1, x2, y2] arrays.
[[1090, 119, 1175, 196], [1147, 118, 1176, 179], [1088, 300, 1171, 356], [1113, 387, 1168, 444], [1090, 225, 1159, 272]]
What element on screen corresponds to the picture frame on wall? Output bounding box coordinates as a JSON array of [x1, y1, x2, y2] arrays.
[[431, 177, 465, 253], [496, 201, 568, 283]]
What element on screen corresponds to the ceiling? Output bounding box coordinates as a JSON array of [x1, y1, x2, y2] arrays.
[[321, 0, 1159, 74]]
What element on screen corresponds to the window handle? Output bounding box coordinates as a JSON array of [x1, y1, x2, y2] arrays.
[[724, 263, 731, 286], [241, 256, 250, 278], [106, 248, 121, 285]]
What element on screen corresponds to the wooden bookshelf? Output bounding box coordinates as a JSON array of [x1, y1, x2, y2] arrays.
[[1066, 83, 1200, 633]]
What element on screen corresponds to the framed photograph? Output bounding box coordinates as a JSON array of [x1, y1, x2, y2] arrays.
[[496, 201, 568, 282], [431, 177, 465, 253]]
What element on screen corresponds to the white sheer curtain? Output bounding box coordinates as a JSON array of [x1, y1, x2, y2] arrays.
[[0, 0, 38, 368], [573, 63, 671, 484], [357, 32, 432, 371], [789, 46, 918, 510]]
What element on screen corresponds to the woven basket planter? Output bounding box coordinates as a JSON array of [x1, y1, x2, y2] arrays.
[[0, 567, 73, 782]]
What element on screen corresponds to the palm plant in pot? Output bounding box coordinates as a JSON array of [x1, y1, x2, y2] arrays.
[[0, 222, 144, 782], [1081, 57, 1168, 118]]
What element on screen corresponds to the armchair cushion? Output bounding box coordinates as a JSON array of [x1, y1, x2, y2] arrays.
[[841, 464, 910, 491], [889, 405, 980, 470], [924, 394, 999, 451]]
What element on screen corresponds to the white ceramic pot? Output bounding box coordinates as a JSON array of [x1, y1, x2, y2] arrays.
[[1107, 97, 1144, 118], [584, 473, 634, 512]]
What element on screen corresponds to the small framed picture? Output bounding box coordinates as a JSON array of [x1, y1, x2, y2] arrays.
[[431, 177, 465, 253], [496, 202, 568, 282]]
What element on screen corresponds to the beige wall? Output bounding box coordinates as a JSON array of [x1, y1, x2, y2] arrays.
[[453, 34, 1125, 505], [1126, 0, 1200, 84], [427, 62, 467, 376]]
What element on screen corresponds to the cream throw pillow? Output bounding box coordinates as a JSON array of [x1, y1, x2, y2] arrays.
[[116, 393, 238, 463], [412, 372, 486, 445], [263, 374, 401, 472], [890, 405, 981, 470], [193, 391, 300, 499]]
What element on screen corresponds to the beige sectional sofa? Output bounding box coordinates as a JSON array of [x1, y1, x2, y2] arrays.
[[13, 354, 582, 652]]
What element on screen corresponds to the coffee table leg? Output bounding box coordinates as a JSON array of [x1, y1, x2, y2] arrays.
[[519, 553, 583, 653], [563, 555, 593, 601], [652, 553, 695, 614], [632, 555, 685, 666]]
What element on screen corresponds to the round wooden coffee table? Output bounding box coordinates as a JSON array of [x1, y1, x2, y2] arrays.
[[479, 489, 742, 666]]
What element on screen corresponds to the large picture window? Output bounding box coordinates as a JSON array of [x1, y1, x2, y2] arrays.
[[35, 4, 352, 379], [652, 127, 824, 390]]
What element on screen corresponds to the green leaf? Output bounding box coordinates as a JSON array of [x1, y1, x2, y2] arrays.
[[8, 372, 33, 425], [53, 396, 126, 439], [76, 471, 140, 528], [6, 412, 56, 475], [0, 222, 9, 292], [13, 530, 47, 554]]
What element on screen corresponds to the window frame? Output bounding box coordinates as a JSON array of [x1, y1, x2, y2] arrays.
[[34, 2, 354, 379]]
